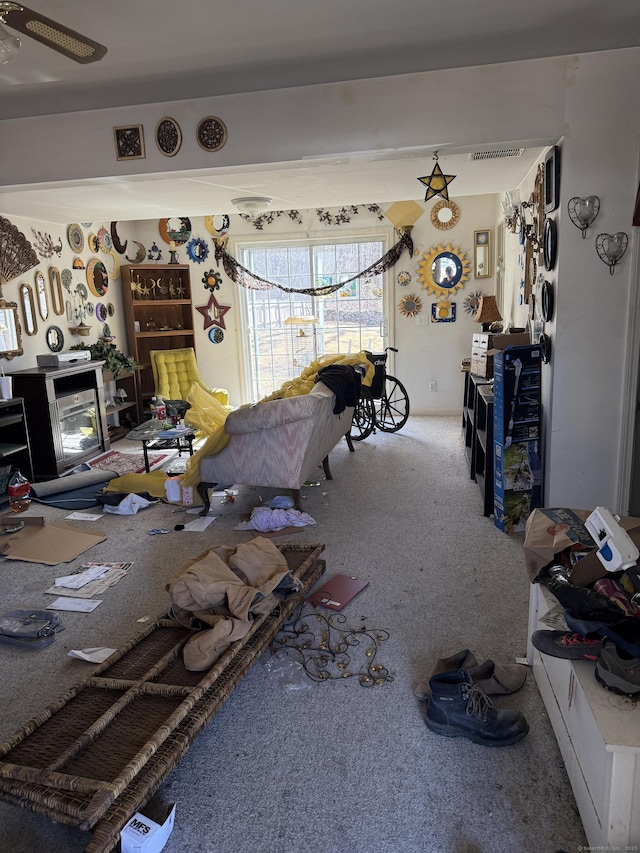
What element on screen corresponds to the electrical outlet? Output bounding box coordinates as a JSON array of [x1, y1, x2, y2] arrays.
[[417, 316, 428, 326], [429, 381, 437, 392]]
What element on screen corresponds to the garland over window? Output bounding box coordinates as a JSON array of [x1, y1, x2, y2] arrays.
[[213, 229, 413, 297]]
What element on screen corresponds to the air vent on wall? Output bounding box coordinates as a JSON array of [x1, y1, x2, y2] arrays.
[[470, 148, 525, 161]]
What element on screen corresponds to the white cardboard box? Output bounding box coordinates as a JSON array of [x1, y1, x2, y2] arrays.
[[121, 804, 176, 853]]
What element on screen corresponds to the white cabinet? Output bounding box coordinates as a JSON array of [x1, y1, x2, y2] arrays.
[[528, 583, 640, 846]]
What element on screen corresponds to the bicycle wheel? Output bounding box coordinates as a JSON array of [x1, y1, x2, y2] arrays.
[[350, 387, 375, 441], [375, 375, 410, 432]]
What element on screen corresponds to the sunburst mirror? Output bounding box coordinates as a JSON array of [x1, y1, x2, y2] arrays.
[[416, 243, 471, 298]]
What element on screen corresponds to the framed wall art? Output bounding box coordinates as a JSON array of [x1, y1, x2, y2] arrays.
[[113, 124, 145, 161], [155, 117, 182, 157]]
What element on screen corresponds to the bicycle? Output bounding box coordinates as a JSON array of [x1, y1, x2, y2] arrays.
[[350, 347, 410, 441]]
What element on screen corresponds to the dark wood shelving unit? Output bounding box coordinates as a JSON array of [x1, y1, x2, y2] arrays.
[[462, 371, 490, 482], [120, 264, 194, 422], [474, 384, 495, 516]]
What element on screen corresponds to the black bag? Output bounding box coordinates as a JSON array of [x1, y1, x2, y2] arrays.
[[0, 609, 63, 649]]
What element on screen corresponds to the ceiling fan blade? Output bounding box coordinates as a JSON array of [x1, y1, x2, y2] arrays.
[[1, 3, 107, 63]]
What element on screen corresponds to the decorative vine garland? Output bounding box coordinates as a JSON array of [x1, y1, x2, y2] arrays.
[[213, 230, 413, 297]]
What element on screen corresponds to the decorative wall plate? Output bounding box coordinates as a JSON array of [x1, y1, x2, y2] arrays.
[[396, 270, 411, 286], [155, 116, 182, 157], [543, 218, 557, 271], [204, 214, 230, 236], [97, 227, 112, 251], [110, 221, 128, 254], [96, 302, 107, 322], [462, 290, 482, 315], [541, 279, 554, 323], [107, 302, 115, 317], [87, 233, 100, 253], [86, 258, 109, 297], [61, 268, 73, 288], [430, 200, 460, 231], [113, 124, 145, 161], [208, 327, 225, 344], [196, 116, 227, 152], [67, 223, 84, 253], [85, 302, 95, 317], [159, 217, 191, 245], [186, 237, 209, 263]]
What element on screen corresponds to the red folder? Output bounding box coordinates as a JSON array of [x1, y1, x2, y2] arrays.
[[306, 574, 369, 611]]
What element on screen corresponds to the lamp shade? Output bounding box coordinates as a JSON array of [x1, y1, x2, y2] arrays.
[[474, 295, 502, 328]]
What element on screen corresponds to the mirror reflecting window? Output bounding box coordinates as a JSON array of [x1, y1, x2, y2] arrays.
[[0, 299, 23, 359], [431, 252, 463, 288], [35, 270, 49, 321], [20, 284, 37, 336], [474, 230, 492, 279], [48, 267, 65, 316]]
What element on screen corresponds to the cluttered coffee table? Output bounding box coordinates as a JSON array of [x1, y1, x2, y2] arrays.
[[124, 420, 196, 473]]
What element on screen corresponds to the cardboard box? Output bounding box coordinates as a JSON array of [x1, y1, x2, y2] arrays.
[[523, 507, 640, 584], [0, 516, 106, 565], [472, 332, 531, 351], [121, 803, 176, 853], [493, 345, 542, 446], [470, 347, 500, 379], [494, 440, 543, 533]]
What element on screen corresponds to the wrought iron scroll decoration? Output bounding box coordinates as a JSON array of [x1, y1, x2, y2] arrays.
[[213, 228, 414, 297], [271, 603, 393, 687]]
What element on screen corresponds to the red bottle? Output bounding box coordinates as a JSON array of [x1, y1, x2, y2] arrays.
[[8, 468, 30, 513]]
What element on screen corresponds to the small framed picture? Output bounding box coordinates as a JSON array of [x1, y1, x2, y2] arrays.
[[114, 124, 145, 161]]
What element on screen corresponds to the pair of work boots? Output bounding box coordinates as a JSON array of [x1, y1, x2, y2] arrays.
[[418, 649, 529, 747]]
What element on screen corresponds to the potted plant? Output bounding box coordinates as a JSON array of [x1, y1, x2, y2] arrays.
[[70, 337, 137, 380]]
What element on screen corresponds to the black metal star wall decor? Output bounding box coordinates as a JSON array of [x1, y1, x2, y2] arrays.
[[418, 154, 456, 202]]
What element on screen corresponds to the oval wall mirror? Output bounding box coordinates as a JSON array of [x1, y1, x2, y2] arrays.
[[48, 267, 65, 316], [19, 284, 37, 336], [35, 270, 49, 322], [0, 299, 23, 359]]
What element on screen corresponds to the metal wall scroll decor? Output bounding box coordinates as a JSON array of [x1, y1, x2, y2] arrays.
[[567, 196, 600, 238], [196, 116, 227, 152], [114, 125, 145, 161], [595, 232, 628, 275], [155, 117, 182, 157], [0, 216, 39, 290]]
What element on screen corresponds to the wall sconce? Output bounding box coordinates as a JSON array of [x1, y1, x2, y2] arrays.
[[501, 190, 521, 233], [568, 196, 600, 238], [595, 232, 628, 275]]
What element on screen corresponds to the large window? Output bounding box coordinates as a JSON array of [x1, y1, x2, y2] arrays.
[[240, 238, 387, 400]]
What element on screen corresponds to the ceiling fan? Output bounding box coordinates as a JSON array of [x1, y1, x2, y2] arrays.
[[0, 2, 107, 65]]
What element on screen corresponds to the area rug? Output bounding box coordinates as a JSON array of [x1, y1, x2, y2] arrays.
[[88, 450, 168, 476]]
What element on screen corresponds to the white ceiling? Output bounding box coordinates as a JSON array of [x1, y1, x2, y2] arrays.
[[1, 0, 639, 222]]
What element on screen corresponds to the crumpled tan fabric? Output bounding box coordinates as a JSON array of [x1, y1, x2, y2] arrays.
[[168, 537, 297, 671]]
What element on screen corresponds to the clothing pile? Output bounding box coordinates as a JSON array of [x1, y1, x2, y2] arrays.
[[167, 537, 301, 671]]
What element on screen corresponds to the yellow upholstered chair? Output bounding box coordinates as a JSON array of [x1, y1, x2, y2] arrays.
[[150, 348, 229, 407]]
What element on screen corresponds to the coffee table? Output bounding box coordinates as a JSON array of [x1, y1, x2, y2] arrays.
[[124, 420, 196, 472]]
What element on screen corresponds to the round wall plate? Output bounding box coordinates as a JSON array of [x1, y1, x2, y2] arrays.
[[96, 302, 108, 322], [67, 223, 84, 254], [543, 218, 557, 271], [196, 116, 227, 152], [541, 280, 554, 322], [155, 116, 182, 157]]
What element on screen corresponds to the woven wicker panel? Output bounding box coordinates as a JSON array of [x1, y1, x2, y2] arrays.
[[99, 627, 193, 681], [0, 543, 325, 850]]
